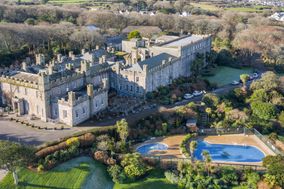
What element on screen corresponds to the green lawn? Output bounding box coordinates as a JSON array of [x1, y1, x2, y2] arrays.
[[203, 66, 254, 87], [0, 156, 113, 189], [114, 170, 176, 189]]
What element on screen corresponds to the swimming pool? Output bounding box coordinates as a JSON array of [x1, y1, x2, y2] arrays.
[[137, 143, 168, 155], [193, 140, 265, 163]]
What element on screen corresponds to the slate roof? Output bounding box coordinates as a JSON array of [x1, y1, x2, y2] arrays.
[[129, 53, 176, 72], [7, 71, 39, 82]]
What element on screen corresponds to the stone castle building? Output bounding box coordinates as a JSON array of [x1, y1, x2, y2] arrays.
[[0, 34, 211, 126]]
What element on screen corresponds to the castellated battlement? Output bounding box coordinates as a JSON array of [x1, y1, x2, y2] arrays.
[[58, 86, 107, 107], [147, 57, 180, 73], [58, 92, 89, 107], [0, 73, 39, 89]]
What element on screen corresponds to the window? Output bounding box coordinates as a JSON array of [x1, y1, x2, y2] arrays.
[[95, 101, 98, 107], [101, 99, 103, 105], [130, 86, 133, 91], [75, 110, 78, 118], [136, 77, 139, 82], [136, 87, 139, 93], [82, 107, 85, 114], [63, 110, 67, 118], [24, 88, 28, 95]]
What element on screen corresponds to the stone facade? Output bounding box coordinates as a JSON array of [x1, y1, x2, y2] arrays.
[[112, 34, 212, 96], [0, 34, 212, 126], [0, 48, 110, 126]]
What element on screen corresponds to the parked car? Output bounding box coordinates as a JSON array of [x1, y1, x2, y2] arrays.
[[192, 90, 204, 96], [252, 72, 259, 78], [231, 80, 240, 85], [184, 93, 194, 99]]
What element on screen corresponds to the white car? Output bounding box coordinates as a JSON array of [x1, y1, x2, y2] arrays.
[[193, 90, 203, 96], [231, 80, 240, 85], [184, 93, 194, 99], [252, 73, 259, 78]]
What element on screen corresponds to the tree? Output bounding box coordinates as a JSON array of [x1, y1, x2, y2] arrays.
[[249, 89, 269, 103], [202, 93, 219, 108], [240, 74, 250, 89], [121, 153, 147, 179], [245, 172, 260, 189], [278, 111, 284, 126], [190, 141, 197, 155], [251, 101, 276, 120], [263, 155, 284, 188], [0, 141, 35, 185], [250, 71, 280, 92], [127, 30, 141, 40], [202, 150, 211, 176], [116, 119, 129, 144]]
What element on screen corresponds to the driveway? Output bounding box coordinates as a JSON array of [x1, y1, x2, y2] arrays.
[[0, 118, 103, 146], [0, 80, 255, 146]]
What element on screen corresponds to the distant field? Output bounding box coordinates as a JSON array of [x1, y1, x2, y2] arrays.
[[191, 2, 280, 13], [190, 2, 221, 11]]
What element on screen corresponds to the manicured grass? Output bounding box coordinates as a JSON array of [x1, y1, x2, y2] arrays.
[[0, 156, 113, 189], [114, 169, 176, 189], [203, 66, 254, 87]]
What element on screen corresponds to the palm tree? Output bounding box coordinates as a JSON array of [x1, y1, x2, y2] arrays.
[[202, 150, 212, 176], [240, 74, 250, 90]]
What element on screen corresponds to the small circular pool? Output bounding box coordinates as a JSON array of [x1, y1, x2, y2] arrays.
[[136, 143, 168, 155]]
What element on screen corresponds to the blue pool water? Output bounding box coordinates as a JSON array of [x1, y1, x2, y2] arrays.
[[137, 143, 168, 155], [193, 141, 265, 162]]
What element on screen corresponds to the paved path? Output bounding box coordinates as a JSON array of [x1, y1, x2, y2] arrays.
[[0, 118, 103, 146]]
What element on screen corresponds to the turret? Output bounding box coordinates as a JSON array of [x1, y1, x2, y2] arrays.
[[80, 61, 90, 73], [115, 62, 120, 74], [68, 91, 76, 106], [143, 64, 148, 72], [22, 62, 27, 71], [36, 54, 45, 65], [38, 72, 50, 90], [102, 78, 109, 89], [87, 84, 94, 97], [57, 54, 63, 63], [69, 51, 75, 60]]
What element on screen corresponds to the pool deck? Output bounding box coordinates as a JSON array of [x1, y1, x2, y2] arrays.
[[135, 134, 275, 165], [134, 135, 186, 158]]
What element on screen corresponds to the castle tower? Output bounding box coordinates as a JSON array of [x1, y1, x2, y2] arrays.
[[87, 84, 94, 97], [68, 91, 76, 106], [48, 64, 54, 75], [80, 61, 90, 73], [22, 62, 27, 71], [131, 49, 138, 65], [57, 54, 63, 63], [102, 78, 109, 89], [36, 54, 45, 65]]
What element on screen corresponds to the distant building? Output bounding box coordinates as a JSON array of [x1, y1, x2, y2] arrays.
[[269, 12, 284, 22]]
